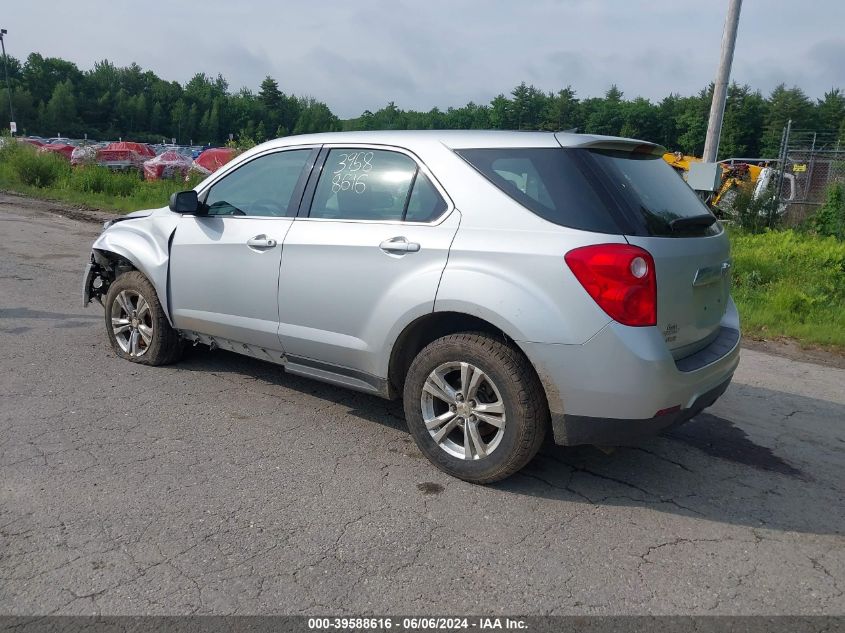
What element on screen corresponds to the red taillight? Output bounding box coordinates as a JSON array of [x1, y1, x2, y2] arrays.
[[565, 244, 657, 327]]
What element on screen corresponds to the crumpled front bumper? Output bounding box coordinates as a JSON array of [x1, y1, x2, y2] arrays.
[[82, 258, 96, 307]]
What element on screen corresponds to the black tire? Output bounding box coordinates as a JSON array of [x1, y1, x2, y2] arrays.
[[403, 332, 548, 484], [104, 270, 182, 366]]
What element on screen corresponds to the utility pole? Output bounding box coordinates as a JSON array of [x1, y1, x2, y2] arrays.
[[0, 29, 15, 135], [702, 0, 742, 163]]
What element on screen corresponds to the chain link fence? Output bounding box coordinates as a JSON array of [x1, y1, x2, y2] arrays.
[[776, 124, 845, 225]]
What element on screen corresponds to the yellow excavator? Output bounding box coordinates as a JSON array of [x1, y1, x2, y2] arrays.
[[662, 152, 792, 213]]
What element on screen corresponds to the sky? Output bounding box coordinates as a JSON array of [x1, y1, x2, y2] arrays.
[[3, 0, 844, 118]]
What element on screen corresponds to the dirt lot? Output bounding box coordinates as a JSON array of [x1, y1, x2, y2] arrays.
[[1, 193, 843, 615]]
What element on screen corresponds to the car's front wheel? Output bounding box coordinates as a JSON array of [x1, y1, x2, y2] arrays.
[[104, 270, 182, 366], [403, 332, 548, 484]]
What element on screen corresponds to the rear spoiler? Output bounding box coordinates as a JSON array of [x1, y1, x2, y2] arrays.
[[555, 132, 666, 156]]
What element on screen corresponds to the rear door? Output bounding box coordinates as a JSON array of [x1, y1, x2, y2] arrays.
[[277, 145, 459, 378], [169, 147, 315, 350]]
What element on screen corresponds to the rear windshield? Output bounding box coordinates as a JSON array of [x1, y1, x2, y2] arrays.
[[456, 147, 718, 237]]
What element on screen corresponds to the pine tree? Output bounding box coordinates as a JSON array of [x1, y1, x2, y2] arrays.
[[542, 87, 579, 131], [150, 101, 163, 135], [816, 89, 845, 134], [44, 79, 79, 136], [293, 98, 340, 134], [762, 84, 816, 156]]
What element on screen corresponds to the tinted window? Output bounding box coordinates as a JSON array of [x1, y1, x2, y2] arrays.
[[587, 150, 719, 236], [204, 149, 310, 217], [458, 148, 719, 237], [406, 172, 447, 222], [456, 148, 620, 233]]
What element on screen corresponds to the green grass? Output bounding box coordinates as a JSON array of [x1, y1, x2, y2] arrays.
[[730, 228, 845, 350], [0, 141, 201, 213]]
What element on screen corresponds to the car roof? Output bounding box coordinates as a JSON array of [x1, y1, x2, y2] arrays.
[[258, 129, 662, 152]]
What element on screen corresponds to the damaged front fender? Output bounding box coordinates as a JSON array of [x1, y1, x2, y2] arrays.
[[86, 207, 180, 323]]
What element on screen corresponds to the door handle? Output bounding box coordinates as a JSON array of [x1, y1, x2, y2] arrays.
[[247, 235, 277, 249], [379, 237, 420, 254]]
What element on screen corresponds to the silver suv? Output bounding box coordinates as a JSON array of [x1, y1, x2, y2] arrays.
[[83, 131, 740, 483]]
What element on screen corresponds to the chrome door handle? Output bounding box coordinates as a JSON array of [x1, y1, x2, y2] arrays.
[[379, 237, 420, 253], [246, 235, 277, 249]]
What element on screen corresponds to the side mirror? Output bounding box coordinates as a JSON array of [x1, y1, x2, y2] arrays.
[[169, 190, 200, 214]]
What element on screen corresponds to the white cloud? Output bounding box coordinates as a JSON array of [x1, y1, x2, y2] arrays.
[[3, 0, 842, 117]]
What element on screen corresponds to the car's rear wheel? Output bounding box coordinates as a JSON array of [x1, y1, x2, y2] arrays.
[[403, 332, 548, 484], [104, 271, 182, 366]]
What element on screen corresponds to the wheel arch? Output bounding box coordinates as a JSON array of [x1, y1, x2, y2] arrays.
[[386, 311, 548, 411]]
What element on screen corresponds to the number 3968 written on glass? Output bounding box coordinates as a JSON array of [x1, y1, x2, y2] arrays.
[[332, 151, 373, 193]]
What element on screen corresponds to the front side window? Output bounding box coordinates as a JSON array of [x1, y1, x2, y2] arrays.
[[309, 149, 447, 222], [204, 149, 311, 217]]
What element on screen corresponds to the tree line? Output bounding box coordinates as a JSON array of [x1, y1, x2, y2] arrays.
[[2, 52, 844, 159]]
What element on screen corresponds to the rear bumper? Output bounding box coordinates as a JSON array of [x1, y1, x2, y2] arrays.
[[519, 298, 740, 446], [558, 376, 731, 446]]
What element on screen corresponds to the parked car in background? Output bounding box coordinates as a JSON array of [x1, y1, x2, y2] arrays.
[[143, 150, 193, 181], [95, 141, 155, 172], [83, 130, 740, 483], [20, 137, 46, 147], [192, 147, 237, 175], [152, 144, 194, 158], [70, 144, 100, 167], [45, 137, 78, 146], [39, 143, 75, 160]]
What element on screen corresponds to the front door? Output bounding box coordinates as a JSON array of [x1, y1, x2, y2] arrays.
[[169, 147, 315, 350], [278, 146, 460, 378]]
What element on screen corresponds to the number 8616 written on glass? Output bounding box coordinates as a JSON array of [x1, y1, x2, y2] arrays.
[[332, 151, 374, 194]]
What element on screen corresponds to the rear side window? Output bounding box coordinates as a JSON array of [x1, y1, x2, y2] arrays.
[[309, 149, 447, 222], [406, 173, 447, 222], [456, 148, 620, 234], [587, 150, 719, 236], [457, 147, 720, 237]]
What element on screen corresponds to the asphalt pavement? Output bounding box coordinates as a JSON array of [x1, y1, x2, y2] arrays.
[[1, 194, 843, 615]]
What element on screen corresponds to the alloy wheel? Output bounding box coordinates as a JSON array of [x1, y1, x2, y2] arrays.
[[110, 290, 153, 357], [420, 361, 507, 460]]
